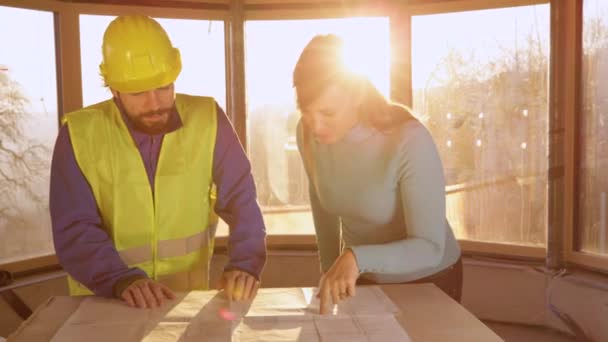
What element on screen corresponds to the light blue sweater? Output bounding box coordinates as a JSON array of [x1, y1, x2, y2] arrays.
[[297, 114, 461, 283]]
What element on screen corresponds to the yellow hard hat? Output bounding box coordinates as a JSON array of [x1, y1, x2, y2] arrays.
[[99, 15, 181, 93]]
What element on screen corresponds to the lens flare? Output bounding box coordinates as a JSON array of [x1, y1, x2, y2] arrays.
[[219, 308, 236, 321]]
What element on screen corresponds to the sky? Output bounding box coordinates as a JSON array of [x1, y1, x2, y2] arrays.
[[0, 6, 58, 146], [245, 17, 391, 110], [0, 7, 57, 116], [412, 4, 551, 90]]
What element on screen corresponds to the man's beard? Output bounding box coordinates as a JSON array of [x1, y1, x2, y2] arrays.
[[114, 96, 173, 135], [131, 109, 172, 135]]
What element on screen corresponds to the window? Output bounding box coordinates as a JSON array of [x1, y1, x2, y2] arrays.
[[245, 17, 390, 235], [0, 6, 58, 264], [80, 15, 226, 109], [578, 0, 608, 255], [412, 5, 550, 246]]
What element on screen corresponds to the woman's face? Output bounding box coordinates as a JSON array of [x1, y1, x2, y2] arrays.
[[299, 83, 360, 145]]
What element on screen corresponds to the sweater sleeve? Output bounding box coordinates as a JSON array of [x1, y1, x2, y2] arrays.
[[296, 121, 341, 273], [213, 104, 267, 279], [350, 123, 448, 275]]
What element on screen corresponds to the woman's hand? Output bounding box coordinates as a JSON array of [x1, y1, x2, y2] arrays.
[[317, 248, 360, 314]]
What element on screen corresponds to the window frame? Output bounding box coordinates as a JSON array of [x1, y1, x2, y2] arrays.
[[2, 0, 608, 276], [566, 0, 608, 273]]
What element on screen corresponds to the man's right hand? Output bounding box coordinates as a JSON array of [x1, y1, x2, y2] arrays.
[[120, 278, 176, 309]]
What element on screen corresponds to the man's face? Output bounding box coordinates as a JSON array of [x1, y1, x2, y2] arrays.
[[112, 83, 175, 135]]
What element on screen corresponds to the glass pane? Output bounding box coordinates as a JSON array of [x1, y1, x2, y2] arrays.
[[80, 15, 226, 109], [412, 5, 550, 246], [0, 6, 58, 263], [579, 0, 608, 255], [245, 18, 390, 235]]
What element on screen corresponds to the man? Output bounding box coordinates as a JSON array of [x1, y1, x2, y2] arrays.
[[50, 15, 266, 309]]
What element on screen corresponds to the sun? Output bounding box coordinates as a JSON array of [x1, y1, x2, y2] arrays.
[[338, 19, 391, 97]]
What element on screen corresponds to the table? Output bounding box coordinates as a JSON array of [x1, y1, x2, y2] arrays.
[[8, 284, 502, 341]]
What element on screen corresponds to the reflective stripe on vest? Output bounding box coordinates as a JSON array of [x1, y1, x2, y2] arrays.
[[116, 225, 218, 263], [64, 94, 218, 296]]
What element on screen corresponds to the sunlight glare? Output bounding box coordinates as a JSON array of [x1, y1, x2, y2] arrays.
[[339, 20, 391, 95], [245, 17, 390, 109]]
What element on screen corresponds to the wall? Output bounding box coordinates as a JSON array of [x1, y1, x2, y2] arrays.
[[463, 258, 608, 342]]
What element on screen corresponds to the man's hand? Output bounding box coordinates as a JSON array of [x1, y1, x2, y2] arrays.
[[120, 278, 176, 309], [317, 249, 360, 314], [218, 269, 259, 302]]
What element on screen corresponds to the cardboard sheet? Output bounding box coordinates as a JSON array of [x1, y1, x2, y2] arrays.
[[50, 287, 409, 341], [234, 315, 410, 342]]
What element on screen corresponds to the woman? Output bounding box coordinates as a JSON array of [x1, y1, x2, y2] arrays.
[[293, 34, 462, 313]]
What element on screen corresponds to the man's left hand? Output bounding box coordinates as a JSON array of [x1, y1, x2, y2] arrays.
[[218, 269, 259, 301]]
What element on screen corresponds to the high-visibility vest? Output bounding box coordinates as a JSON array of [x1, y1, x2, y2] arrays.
[[62, 94, 218, 296]]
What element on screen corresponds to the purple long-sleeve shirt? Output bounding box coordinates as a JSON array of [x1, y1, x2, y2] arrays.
[[49, 100, 266, 298]]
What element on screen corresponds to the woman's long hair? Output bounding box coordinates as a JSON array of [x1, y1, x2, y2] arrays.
[[293, 34, 413, 132]]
